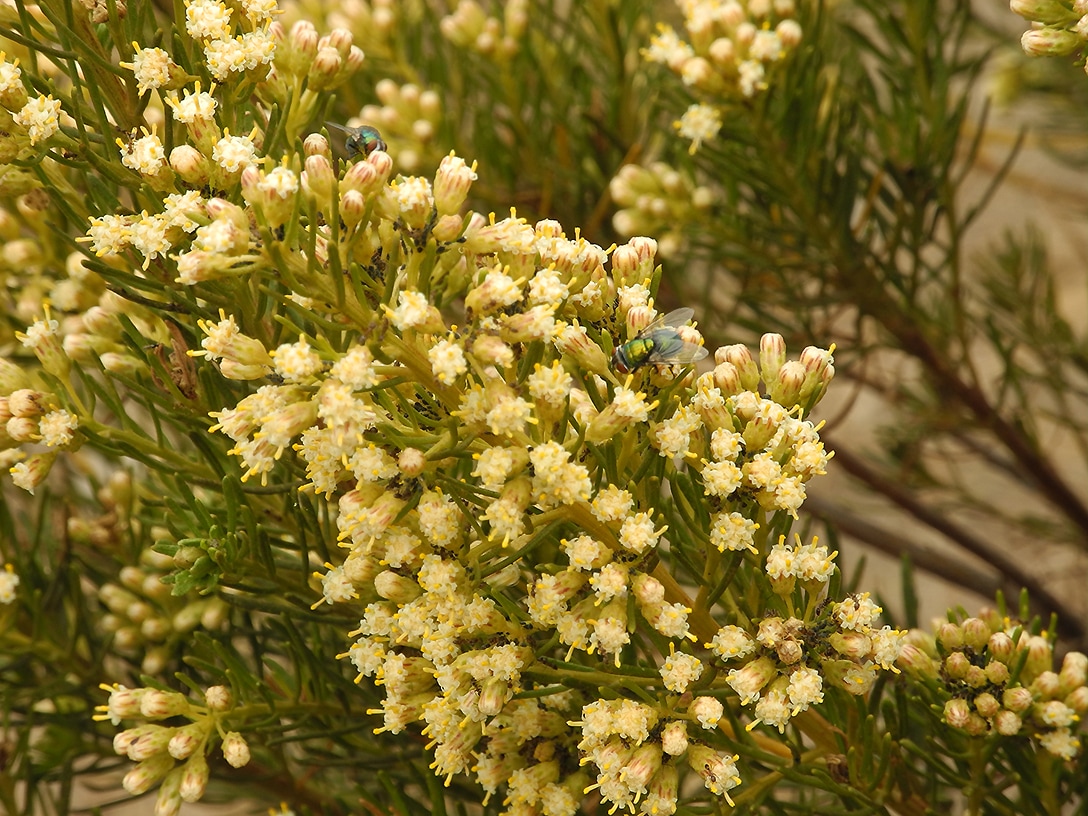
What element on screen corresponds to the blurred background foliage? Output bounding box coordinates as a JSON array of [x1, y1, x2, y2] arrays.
[[2, 0, 1087, 814]]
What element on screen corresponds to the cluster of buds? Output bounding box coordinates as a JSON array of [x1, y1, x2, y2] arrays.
[[354, 80, 444, 173], [96, 544, 229, 675], [439, 0, 530, 60], [95, 684, 250, 816], [643, 0, 803, 102], [318, 0, 399, 62], [1012, 0, 1088, 70], [609, 162, 713, 257], [264, 20, 366, 94], [899, 610, 1086, 760], [710, 583, 906, 734], [2, 312, 82, 493]]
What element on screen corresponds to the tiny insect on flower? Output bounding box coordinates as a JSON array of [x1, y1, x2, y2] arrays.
[[325, 122, 388, 157], [611, 307, 709, 373]]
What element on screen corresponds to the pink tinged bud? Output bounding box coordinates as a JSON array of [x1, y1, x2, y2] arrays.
[[936, 622, 964, 651], [302, 154, 335, 202], [555, 323, 610, 376], [323, 27, 355, 56], [943, 698, 971, 729], [944, 651, 971, 680], [123, 753, 175, 795], [768, 360, 806, 408], [289, 20, 319, 60], [339, 190, 367, 229], [988, 631, 1015, 662], [1031, 670, 1060, 697], [221, 731, 250, 768], [1003, 686, 1034, 713], [831, 632, 872, 661], [1023, 635, 1054, 679], [434, 153, 477, 216], [179, 753, 209, 802], [974, 692, 1000, 719], [715, 344, 761, 390], [961, 617, 991, 650], [1065, 686, 1088, 714], [204, 685, 233, 711], [10, 451, 58, 492], [1059, 651, 1088, 694], [341, 160, 381, 197], [8, 388, 45, 417], [398, 448, 426, 477], [345, 46, 366, 73], [167, 723, 205, 759], [155, 768, 184, 816], [712, 361, 743, 397], [310, 46, 342, 81], [140, 690, 191, 720], [169, 145, 209, 185], [1021, 28, 1083, 56], [897, 644, 940, 679], [994, 709, 1022, 735], [374, 569, 423, 603], [478, 677, 511, 717], [432, 213, 465, 242], [759, 333, 786, 383], [621, 743, 663, 792], [726, 656, 776, 703], [1010, 0, 1079, 24], [304, 133, 331, 158]]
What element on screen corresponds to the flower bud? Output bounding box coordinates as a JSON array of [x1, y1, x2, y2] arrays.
[[1031, 670, 1060, 698], [988, 631, 1015, 662], [140, 690, 191, 719], [936, 622, 964, 651], [943, 698, 971, 729], [434, 152, 477, 216], [374, 569, 423, 603], [125, 724, 173, 761], [759, 333, 786, 384], [1022, 635, 1054, 680], [896, 643, 939, 679], [205, 685, 233, 711], [302, 153, 335, 202], [168, 723, 205, 759], [1021, 27, 1083, 57], [179, 753, 209, 802], [154, 767, 183, 816], [1059, 651, 1088, 695], [1065, 686, 1088, 714], [964, 665, 988, 689], [944, 651, 971, 680], [962, 617, 991, 650], [221, 731, 250, 768], [985, 660, 1010, 685], [123, 754, 175, 796], [1010, 0, 1078, 24], [1003, 686, 1034, 713], [974, 692, 1000, 719], [994, 709, 1022, 735]]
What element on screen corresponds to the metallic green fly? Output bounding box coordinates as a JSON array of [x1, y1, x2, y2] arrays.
[[326, 122, 388, 157], [611, 307, 709, 374]]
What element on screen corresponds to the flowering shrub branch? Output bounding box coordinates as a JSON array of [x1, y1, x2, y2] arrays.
[[0, 2, 1086, 816]]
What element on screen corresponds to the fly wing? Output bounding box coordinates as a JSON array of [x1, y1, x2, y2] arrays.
[[645, 339, 709, 365], [657, 307, 696, 329], [325, 122, 362, 159]]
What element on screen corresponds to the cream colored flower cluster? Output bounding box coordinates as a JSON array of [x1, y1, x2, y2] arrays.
[[643, 0, 803, 151], [95, 684, 250, 816], [1012, 0, 1088, 72], [609, 161, 714, 257], [439, 0, 530, 60], [0, 52, 66, 157], [899, 610, 1087, 760]]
